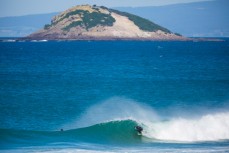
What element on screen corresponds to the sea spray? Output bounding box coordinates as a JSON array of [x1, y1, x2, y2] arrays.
[[65, 97, 159, 129]]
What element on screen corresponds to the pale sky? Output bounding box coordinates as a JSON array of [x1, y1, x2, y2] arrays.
[[0, 0, 212, 17]]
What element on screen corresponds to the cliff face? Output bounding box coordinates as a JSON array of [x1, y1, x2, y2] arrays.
[[27, 5, 187, 40]]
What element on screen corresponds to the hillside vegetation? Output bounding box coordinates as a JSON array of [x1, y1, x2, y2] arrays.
[[52, 9, 115, 30]]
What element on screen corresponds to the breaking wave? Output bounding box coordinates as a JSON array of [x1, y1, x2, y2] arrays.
[[1, 97, 229, 149], [66, 97, 229, 142]]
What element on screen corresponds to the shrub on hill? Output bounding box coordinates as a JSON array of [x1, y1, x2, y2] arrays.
[[62, 21, 83, 31], [44, 24, 51, 30]]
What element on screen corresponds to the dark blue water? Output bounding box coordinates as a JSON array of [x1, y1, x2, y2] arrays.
[[0, 40, 229, 152]]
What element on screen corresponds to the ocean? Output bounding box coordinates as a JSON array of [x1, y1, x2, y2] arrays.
[[0, 39, 229, 152]]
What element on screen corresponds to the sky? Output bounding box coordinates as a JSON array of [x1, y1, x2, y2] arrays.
[[0, 0, 212, 17]]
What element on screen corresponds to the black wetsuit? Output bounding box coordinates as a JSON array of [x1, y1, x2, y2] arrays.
[[135, 126, 143, 134]]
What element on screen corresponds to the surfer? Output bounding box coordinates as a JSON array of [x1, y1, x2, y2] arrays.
[[135, 126, 143, 134]]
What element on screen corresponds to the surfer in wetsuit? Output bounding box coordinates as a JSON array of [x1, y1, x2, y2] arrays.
[[135, 126, 143, 134]]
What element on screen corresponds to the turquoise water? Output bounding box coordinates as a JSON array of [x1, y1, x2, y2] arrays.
[[0, 40, 229, 152]]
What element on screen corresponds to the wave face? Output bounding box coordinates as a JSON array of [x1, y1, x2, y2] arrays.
[[0, 119, 142, 149], [67, 120, 142, 143]]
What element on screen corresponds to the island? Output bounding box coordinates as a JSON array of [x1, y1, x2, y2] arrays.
[[26, 5, 188, 41]]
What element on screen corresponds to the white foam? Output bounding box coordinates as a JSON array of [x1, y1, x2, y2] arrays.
[[144, 112, 229, 142]]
